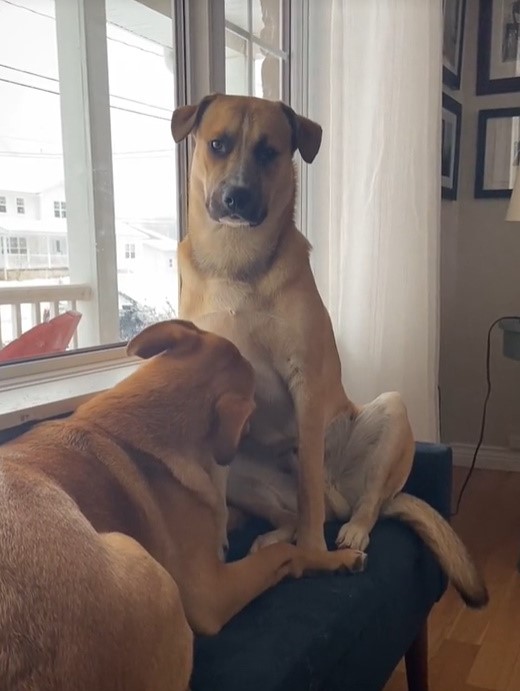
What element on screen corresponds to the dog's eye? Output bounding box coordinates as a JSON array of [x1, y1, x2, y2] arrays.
[[210, 139, 226, 154], [256, 145, 278, 165]]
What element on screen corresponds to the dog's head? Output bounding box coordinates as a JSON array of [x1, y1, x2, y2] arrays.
[[126, 320, 255, 465], [171, 94, 322, 229]]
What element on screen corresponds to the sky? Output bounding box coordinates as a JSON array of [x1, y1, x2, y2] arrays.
[[0, 0, 178, 230]]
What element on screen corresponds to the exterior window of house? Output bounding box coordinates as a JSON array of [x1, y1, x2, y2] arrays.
[[124, 243, 136, 260], [0, 196, 6, 213], [16, 198, 25, 214], [6, 237, 28, 255], [54, 201, 66, 218], [53, 239, 63, 254]]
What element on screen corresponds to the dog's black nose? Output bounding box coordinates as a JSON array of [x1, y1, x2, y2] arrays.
[[223, 187, 253, 214]]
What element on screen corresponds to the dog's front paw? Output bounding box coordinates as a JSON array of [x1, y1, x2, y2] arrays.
[[333, 548, 367, 573], [250, 526, 296, 554], [297, 533, 328, 552], [296, 523, 328, 552], [335, 521, 370, 552]]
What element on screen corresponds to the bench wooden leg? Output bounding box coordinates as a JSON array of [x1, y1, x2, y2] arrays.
[[405, 620, 429, 691]]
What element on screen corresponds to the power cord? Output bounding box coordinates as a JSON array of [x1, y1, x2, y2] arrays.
[[452, 315, 520, 517]]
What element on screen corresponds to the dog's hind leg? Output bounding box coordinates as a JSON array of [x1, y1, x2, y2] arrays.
[[101, 532, 193, 691], [326, 392, 414, 552], [227, 452, 298, 552]]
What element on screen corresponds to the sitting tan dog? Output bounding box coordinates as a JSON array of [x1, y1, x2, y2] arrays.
[[171, 94, 488, 608], [0, 320, 363, 691]]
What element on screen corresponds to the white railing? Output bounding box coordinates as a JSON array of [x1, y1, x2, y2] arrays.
[[0, 284, 93, 349], [0, 253, 68, 271]]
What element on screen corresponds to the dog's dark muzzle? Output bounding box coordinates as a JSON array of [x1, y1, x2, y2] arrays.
[[209, 184, 266, 227]]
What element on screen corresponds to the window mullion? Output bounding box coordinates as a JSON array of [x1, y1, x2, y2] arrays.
[[55, 0, 119, 346], [247, 0, 253, 95], [175, 0, 226, 240], [290, 0, 309, 235], [183, 0, 225, 101]]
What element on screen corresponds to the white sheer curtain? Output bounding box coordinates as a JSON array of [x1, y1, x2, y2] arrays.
[[306, 0, 442, 442]]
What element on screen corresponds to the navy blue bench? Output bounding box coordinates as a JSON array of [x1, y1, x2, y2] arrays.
[[192, 443, 452, 691]]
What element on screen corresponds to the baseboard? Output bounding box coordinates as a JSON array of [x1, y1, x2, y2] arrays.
[[451, 443, 520, 472]]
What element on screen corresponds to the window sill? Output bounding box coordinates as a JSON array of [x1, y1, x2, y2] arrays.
[[0, 357, 139, 431]]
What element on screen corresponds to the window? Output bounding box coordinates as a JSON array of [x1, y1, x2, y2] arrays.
[[124, 243, 136, 260], [106, 3, 177, 324], [225, 0, 290, 101], [3, 237, 28, 255], [0, 0, 303, 423], [54, 201, 66, 218], [0, 0, 180, 363], [0, 196, 6, 213]]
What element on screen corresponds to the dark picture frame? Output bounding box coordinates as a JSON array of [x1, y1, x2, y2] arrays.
[[475, 107, 520, 198], [443, 0, 467, 89], [477, 0, 520, 95], [442, 93, 462, 200]]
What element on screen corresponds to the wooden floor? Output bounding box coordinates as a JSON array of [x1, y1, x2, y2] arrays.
[[384, 467, 520, 691]]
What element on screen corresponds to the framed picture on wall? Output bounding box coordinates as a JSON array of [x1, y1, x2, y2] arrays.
[[475, 107, 520, 198], [477, 0, 520, 94], [442, 94, 462, 200], [443, 0, 467, 89]]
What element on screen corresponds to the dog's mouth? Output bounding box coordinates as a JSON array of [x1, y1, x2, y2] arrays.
[[217, 212, 267, 228], [207, 193, 267, 229]]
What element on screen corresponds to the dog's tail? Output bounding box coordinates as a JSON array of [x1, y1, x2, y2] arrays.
[[381, 492, 488, 609]]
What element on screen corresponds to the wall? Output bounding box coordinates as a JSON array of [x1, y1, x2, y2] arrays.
[[440, 0, 520, 451]]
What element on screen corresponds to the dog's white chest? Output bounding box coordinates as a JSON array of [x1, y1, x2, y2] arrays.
[[192, 308, 297, 446]]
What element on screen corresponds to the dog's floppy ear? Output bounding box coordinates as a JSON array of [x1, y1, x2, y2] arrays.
[[127, 320, 202, 359], [280, 103, 322, 163], [171, 93, 219, 142], [212, 393, 255, 465]]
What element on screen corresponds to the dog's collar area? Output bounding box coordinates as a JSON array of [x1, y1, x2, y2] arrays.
[[83, 420, 164, 473]]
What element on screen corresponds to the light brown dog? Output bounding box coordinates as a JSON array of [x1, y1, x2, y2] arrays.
[[0, 319, 364, 691], [171, 94, 488, 608]]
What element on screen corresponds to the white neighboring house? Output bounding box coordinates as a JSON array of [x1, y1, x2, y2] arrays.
[[0, 188, 68, 279], [0, 185, 177, 291], [115, 219, 178, 310], [0, 185, 178, 345]]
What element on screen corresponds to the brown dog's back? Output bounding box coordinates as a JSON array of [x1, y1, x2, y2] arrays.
[[6, 421, 148, 540], [0, 452, 192, 691], [0, 460, 117, 689]]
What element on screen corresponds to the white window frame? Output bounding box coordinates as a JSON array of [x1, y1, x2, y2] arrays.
[[16, 197, 25, 215], [0, 0, 309, 431], [224, 0, 291, 101], [0, 196, 6, 213], [289, 0, 309, 234]]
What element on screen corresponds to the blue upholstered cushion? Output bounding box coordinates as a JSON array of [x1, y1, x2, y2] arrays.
[[191, 443, 452, 691]]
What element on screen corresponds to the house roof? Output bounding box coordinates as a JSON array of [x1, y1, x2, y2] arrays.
[[118, 220, 177, 250], [0, 216, 178, 250]]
